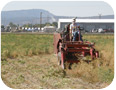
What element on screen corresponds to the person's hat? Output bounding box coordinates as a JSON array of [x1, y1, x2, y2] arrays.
[[72, 17, 77, 22], [72, 18, 75, 20]]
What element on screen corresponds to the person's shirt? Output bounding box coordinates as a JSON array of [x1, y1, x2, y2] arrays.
[[70, 23, 77, 33]]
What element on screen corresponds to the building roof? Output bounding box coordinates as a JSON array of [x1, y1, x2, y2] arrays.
[[58, 19, 114, 23], [44, 26, 56, 28]]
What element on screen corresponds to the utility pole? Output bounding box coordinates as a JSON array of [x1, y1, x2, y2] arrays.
[[40, 12, 42, 31], [98, 14, 102, 19]]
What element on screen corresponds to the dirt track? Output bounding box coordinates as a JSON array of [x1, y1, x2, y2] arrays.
[[1, 54, 108, 89]]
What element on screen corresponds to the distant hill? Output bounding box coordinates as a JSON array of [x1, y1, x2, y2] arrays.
[[77, 15, 114, 19], [1, 9, 114, 26], [1, 9, 56, 26]]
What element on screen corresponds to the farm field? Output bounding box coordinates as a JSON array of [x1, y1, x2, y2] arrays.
[[1, 33, 114, 89]]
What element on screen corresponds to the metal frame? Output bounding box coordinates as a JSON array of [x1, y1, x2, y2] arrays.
[[53, 32, 99, 69]]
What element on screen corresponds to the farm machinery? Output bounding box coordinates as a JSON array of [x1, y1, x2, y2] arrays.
[[53, 25, 99, 69]]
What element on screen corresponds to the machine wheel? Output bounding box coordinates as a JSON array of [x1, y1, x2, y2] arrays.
[[57, 52, 61, 65]]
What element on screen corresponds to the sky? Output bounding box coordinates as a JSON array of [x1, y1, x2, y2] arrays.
[[2, 1, 114, 17]]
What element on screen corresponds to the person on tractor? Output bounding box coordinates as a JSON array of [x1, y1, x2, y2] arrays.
[[70, 18, 83, 41]]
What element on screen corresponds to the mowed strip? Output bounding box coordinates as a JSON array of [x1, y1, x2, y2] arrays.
[[1, 54, 57, 89], [1, 54, 108, 89]]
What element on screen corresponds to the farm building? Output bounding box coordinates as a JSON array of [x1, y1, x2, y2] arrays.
[[58, 19, 114, 32]]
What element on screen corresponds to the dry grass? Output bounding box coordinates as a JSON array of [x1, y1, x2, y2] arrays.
[[66, 34, 114, 84], [1, 54, 107, 89]]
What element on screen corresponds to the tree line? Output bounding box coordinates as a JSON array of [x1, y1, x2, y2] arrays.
[[2, 22, 58, 28]]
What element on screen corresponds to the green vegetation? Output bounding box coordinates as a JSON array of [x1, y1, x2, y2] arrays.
[[7, 22, 58, 28], [22, 22, 58, 27], [1, 34, 53, 60]]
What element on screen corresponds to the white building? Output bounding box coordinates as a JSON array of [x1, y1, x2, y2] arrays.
[[58, 19, 114, 32], [43, 26, 56, 32]]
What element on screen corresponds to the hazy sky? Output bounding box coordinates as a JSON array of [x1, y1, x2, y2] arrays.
[[2, 1, 114, 17]]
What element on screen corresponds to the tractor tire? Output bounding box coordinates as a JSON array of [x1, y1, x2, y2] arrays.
[[57, 52, 61, 65]]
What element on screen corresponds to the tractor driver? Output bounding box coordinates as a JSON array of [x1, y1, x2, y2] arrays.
[[70, 18, 83, 41], [70, 18, 78, 41]]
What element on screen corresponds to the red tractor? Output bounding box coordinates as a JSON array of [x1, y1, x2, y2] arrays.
[[53, 25, 99, 69]]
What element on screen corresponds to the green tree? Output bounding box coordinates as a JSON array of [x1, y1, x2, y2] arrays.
[[52, 22, 58, 27], [1, 25, 4, 28], [9, 22, 17, 27], [45, 23, 51, 26], [22, 23, 33, 28]]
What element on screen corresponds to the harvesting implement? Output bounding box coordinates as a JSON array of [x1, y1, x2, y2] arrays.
[[53, 25, 99, 69]]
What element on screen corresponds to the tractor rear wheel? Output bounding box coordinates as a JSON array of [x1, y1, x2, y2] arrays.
[[57, 52, 61, 65]]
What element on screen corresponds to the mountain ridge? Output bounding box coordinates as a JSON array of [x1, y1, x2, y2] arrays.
[[1, 9, 114, 26]]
